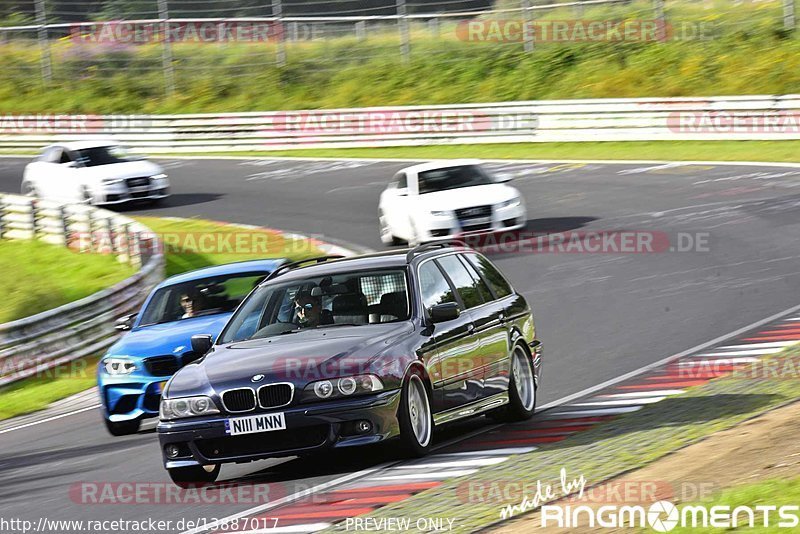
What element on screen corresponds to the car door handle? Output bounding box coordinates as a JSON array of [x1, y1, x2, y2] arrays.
[[499, 312, 506, 323], [467, 324, 475, 334]]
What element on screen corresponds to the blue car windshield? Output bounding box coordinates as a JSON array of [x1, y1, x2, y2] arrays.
[[139, 272, 268, 327], [218, 269, 410, 344]]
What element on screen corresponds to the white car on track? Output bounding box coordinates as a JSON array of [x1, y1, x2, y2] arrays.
[[378, 160, 527, 246], [21, 140, 170, 206]]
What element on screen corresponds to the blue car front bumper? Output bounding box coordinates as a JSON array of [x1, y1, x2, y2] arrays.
[[98, 373, 170, 423]]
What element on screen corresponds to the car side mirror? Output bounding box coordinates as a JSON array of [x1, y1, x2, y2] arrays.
[[429, 302, 460, 323], [191, 334, 213, 355], [397, 188, 409, 196], [64, 161, 78, 168], [495, 173, 513, 183], [114, 313, 137, 331]]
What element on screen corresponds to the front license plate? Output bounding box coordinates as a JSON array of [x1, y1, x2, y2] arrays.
[[225, 413, 286, 436], [462, 217, 491, 225]]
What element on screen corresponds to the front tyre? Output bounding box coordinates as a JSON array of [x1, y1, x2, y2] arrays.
[[168, 464, 220, 487], [21, 181, 38, 197], [104, 418, 140, 436], [379, 210, 401, 246], [398, 372, 433, 457], [488, 344, 537, 422]]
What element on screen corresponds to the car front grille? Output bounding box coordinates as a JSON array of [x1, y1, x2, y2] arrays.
[[258, 383, 293, 408], [456, 205, 492, 220], [196, 425, 329, 459], [144, 355, 180, 376], [126, 176, 151, 188], [222, 388, 256, 413]]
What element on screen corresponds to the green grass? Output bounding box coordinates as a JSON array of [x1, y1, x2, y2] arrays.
[[0, 239, 135, 323], [0, 1, 797, 113], [0, 216, 322, 421], [667, 477, 800, 533], [133, 216, 321, 276], [177, 140, 800, 163], [0, 355, 100, 420]]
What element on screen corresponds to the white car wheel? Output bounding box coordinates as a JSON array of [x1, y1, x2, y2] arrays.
[[22, 182, 38, 197], [379, 211, 398, 246], [81, 186, 95, 206]]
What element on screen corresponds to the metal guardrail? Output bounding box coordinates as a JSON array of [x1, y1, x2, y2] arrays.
[[1, 95, 800, 152], [0, 194, 164, 387]]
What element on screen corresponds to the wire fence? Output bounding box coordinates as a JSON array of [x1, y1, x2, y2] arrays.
[[0, 0, 796, 94]]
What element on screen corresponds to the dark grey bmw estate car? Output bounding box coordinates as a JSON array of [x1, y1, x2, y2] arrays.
[[157, 242, 542, 485]]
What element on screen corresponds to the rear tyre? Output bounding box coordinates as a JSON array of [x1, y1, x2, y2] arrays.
[[488, 344, 537, 422], [168, 464, 220, 487], [104, 418, 141, 436], [81, 186, 95, 205], [379, 211, 401, 246], [21, 181, 38, 197], [398, 372, 433, 457]]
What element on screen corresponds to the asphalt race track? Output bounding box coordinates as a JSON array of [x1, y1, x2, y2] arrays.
[[0, 156, 799, 531]]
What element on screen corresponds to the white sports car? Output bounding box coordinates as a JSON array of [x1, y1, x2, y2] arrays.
[[22, 141, 170, 206], [378, 160, 526, 246]]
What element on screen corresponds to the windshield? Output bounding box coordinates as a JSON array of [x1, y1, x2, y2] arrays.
[[417, 164, 495, 194], [219, 269, 410, 343], [139, 272, 269, 327], [74, 145, 138, 167]]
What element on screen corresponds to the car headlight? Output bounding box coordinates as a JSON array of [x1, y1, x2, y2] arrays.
[[102, 178, 124, 185], [102, 357, 137, 375], [430, 210, 451, 217], [303, 374, 384, 402], [150, 173, 168, 181], [160, 395, 219, 420], [497, 197, 522, 209]]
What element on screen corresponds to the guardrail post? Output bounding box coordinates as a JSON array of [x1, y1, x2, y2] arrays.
[[522, 0, 535, 52], [428, 18, 440, 39], [0, 197, 5, 239], [355, 20, 367, 41], [785, 0, 797, 31], [34, 0, 52, 84], [29, 198, 38, 239], [131, 231, 142, 268], [397, 0, 410, 63], [157, 0, 176, 96], [272, 0, 286, 66], [86, 210, 94, 252], [575, 0, 584, 19], [59, 205, 69, 247], [653, 0, 667, 42]]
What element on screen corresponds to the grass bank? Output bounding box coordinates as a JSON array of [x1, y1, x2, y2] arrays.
[[184, 140, 800, 163], [0, 1, 798, 113], [0, 239, 135, 324], [0, 216, 322, 420]]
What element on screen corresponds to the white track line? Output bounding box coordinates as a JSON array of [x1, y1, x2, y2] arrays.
[[0, 404, 100, 435], [395, 458, 507, 469], [431, 447, 537, 457], [678, 357, 760, 366], [368, 469, 478, 481], [599, 390, 685, 398], [535, 302, 800, 414], [542, 406, 644, 418], [717, 341, 800, 350], [569, 397, 666, 407], [695, 348, 788, 357]]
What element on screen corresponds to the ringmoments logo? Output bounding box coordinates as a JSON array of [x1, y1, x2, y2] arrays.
[[540, 500, 800, 531]]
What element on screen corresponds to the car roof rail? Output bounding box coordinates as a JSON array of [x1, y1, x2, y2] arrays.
[[265, 255, 347, 281], [405, 240, 469, 263]]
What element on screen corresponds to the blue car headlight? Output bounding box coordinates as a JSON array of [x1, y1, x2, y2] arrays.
[[102, 357, 137, 375], [160, 395, 220, 420]]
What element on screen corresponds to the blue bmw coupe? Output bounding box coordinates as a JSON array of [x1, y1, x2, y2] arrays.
[[98, 259, 286, 435]]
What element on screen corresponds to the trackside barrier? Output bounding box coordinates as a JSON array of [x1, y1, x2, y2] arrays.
[[2, 95, 800, 152], [0, 194, 163, 387]]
